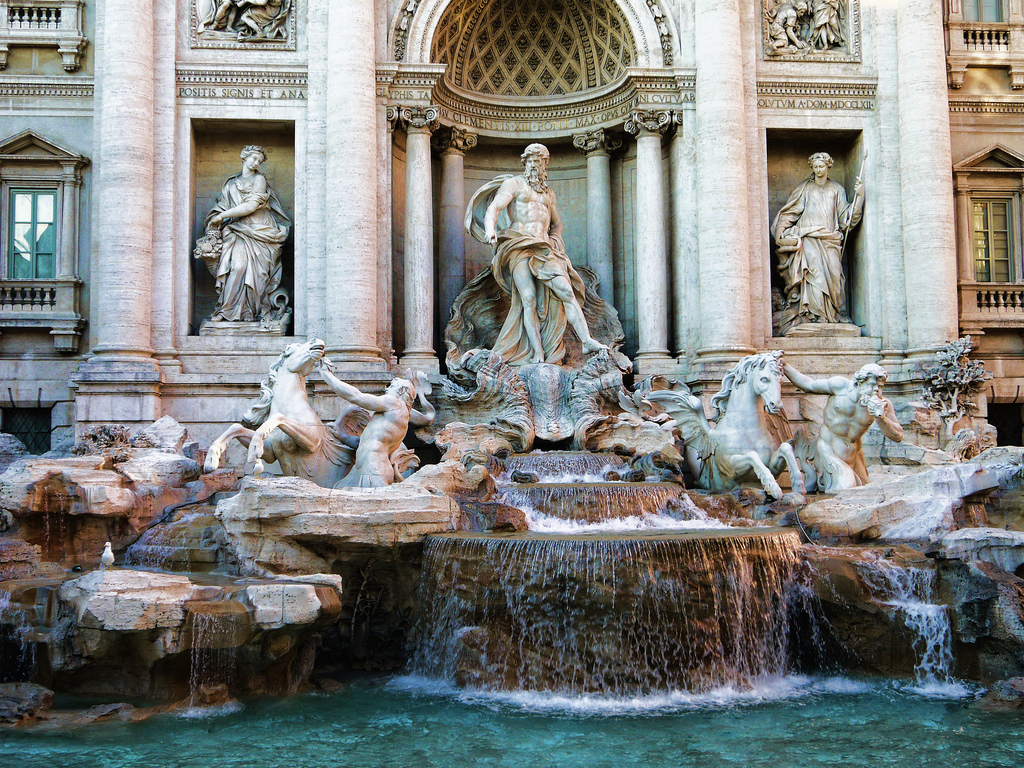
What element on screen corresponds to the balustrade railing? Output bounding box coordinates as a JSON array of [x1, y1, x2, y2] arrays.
[[0, 281, 58, 311], [6, 5, 61, 29], [975, 286, 1024, 311], [962, 27, 1011, 51]]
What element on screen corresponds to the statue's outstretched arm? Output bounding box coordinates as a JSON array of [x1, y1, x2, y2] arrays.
[[409, 371, 436, 427], [320, 367, 387, 413], [783, 363, 837, 395]]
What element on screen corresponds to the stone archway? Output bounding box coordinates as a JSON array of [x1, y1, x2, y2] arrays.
[[391, 0, 677, 70]]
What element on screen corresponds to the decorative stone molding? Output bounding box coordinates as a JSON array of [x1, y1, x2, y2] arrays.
[[0, 0, 87, 71], [945, 14, 1024, 89], [572, 127, 622, 156], [190, 0, 296, 51], [431, 125, 477, 154], [756, 78, 876, 110], [623, 108, 674, 137], [643, 0, 673, 65], [760, 0, 861, 63], [393, 0, 422, 61], [949, 98, 1024, 114], [0, 74, 92, 98], [432, 68, 691, 139], [397, 104, 441, 132], [175, 66, 308, 100]]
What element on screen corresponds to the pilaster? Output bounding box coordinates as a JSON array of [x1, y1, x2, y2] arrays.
[[573, 128, 621, 307]]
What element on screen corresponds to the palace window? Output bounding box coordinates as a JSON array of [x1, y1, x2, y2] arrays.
[[963, 0, 1004, 23], [972, 198, 1014, 282], [8, 189, 57, 280]]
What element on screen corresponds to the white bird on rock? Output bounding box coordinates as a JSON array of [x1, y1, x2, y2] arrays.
[[100, 541, 114, 570]]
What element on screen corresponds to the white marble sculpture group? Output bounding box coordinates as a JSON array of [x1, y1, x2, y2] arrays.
[[199, 142, 901, 499]]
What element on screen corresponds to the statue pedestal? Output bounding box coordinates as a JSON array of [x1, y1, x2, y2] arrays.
[[200, 319, 290, 337], [785, 322, 862, 338]]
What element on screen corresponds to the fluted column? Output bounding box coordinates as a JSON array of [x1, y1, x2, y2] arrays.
[[433, 126, 477, 326], [573, 128, 620, 306], [398, 105, 440, 372], [325, 0, 382, 364], [694, 0, 752, 357], [625, 110, 672, 368], [90, 0, 156, 362], [897, 0, 958, 351]]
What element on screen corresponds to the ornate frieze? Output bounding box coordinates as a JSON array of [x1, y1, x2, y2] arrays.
[[432, 125, 478, 154], [757, 78, 876, 110], [643, 0, 674, 66], [191, 0, 296, 51], [572, 128, 623, 156], [761, 0, 861, 63], [175, 67, 307, 100]]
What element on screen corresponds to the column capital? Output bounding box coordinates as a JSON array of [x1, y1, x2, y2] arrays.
[[624, 109, 676, 138], [432, 125, 478, 155], [572, 128, 622, 157], [394, 104, 440, 133]]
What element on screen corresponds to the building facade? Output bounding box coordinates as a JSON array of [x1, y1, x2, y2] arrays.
[[0, 0, 1017, 449]]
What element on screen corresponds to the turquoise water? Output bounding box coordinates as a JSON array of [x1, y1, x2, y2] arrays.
[[2, 675, 1022, 768]]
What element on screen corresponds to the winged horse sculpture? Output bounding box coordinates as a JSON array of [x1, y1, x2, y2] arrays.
[[645, 351, 805, 499]]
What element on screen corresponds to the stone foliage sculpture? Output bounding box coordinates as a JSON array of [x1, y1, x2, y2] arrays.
[[922, 336, 993, 446], [194, 145, 291, 329], [465, 143, 609, 366], [646, 352, 805, 499], [204, 338, 433, 489], [771, 152, 863, 334], [763, 0, 849, 56], [784, 362, 903, 493], [199, 0, 292, 42]]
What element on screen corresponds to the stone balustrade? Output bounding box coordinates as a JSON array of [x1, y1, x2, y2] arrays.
[[0, 277, 83, 351], [0, 0, 86, 70]]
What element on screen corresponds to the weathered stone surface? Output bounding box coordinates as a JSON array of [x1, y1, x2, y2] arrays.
[[118, 451, 201, 488], [0, 540, 63, 580], [59, 570, 194, 631], [133, 416, 190, 453], [973, 677, 1024, 711], [247, 583, 322, 628], [0, 682, 54, 723], [939, 529, 1024, 576], [215, 476, 459, 576], [799, 462, 1000, 541], [0, 434, 28, 474]]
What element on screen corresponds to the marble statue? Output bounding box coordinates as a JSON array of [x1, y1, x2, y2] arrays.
[[317, 368, 436, 488], [767, 1, 810, 53], [204, 339, 363, 487], [646, 352, 805, 499], [465, 143, 608, 366], [199, 0, 292, 41], [784, 362, 903, 493], [771, 152, 863, 334], [810, 0, 845, 51], [196, 145, 291, 327]]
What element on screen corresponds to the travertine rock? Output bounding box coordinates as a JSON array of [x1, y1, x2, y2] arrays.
[[59, 570, 195, 631], [0, 683, 54, 723], [117, 451, 201, 488], [0, 434, 28, 473], [974, 677, 1024, 711], [215, 476, 459, 576], [939, 528, 1024, 576], [133, 415, 190, 452]]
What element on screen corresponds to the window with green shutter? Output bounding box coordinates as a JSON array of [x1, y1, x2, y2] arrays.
[[972, 199, 1013, 283], [8, 189, 57, 280]]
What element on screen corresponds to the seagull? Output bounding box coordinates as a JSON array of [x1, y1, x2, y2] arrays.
[[100, 542, 114, 570]]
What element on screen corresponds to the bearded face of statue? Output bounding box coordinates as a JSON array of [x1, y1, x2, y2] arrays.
[[522, 152, 550, 193]]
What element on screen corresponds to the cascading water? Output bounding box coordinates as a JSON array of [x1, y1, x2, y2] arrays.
[[412, 529, 805, 694], [186, 604, 242, 703], [862, 560, 955, 688], [498, 483, 700, 524], [502, 451, 630, 482]]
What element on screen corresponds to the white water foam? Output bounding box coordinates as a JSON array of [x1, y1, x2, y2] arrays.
[[388, 674, 880, 716], [176, 700, 244, 719], [522, 506, 730, 533]]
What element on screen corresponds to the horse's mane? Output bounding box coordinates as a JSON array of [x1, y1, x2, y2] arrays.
[[242, 345, 294, 427], [709, 351, 783, 420]]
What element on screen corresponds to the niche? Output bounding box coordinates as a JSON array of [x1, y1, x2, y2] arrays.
[[189, 120, 295, 335], [766, 129, 866, 337]]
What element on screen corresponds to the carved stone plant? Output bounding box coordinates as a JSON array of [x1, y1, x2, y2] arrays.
[[922, 336, 993, 449]]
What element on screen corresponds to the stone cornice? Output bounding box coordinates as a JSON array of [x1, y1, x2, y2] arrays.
[[756, 78, 876, 110], [949, 98, 1024, 114], [0, 75, 93, 99], [175, 66, 307, 88]]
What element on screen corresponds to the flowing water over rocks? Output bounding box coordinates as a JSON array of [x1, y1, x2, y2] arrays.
[[412, 529, 806, 694]]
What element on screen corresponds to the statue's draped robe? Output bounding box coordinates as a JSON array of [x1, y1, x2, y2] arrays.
[[465, 175, 588, 366], [771, 178, 861, 324], [205, 171, 290, 322]]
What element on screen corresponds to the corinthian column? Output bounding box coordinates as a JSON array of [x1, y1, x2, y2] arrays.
[[398, 105, 440, 372], [90, 0, 156, 364], [325, 0, 382, 364], [694, 0, 752, 357], [433, 126, 477, 326], [573, 128, 621, 306], [625, 110, 673, 370], [897, 0, 958, 351]]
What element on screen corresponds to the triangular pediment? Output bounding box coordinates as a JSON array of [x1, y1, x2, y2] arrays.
[[954, 144, 1024, 172], [0, 130, 86, 165]]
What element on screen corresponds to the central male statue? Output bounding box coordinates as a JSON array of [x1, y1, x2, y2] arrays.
[[466, 143, 607, 366]]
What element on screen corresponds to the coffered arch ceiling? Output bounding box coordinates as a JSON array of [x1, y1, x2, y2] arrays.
[[430, 0, 636, 98]]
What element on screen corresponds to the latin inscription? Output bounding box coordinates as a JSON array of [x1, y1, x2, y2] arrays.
[[757, 97, 873, 110], [177, 86, 307, 100]]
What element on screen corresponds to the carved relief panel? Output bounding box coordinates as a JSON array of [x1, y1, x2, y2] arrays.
[[191, 0, 297, 50], [761, 0, 861, 63]]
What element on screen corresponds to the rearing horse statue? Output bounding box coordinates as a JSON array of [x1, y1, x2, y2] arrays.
[[645, 351, 805, 499]]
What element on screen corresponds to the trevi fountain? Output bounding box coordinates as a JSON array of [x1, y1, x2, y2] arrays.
[[1, 1, 1024, 763]]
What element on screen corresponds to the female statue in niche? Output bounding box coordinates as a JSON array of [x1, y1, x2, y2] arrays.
[[201, 145, 291, 324], [771, 151, 863, 334]]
